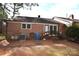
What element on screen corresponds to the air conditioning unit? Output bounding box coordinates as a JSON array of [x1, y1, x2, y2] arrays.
[[11, 35, 18, 40], [18, 34, 26, 40]]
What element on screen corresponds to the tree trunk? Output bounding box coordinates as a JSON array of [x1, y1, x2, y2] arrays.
[[12, 3, 16, 19]]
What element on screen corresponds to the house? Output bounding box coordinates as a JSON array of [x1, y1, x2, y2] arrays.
[[2, 15, 66, 39]]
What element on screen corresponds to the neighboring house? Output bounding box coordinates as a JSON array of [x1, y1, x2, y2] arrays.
[[52, 16, 73, 27], [5, 16, 66, 38], [53, 15, 79, 27], [72, 19, 79, 27]]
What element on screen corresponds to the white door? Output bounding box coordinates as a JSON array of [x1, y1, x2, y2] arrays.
[[44, 25, 49, 32]]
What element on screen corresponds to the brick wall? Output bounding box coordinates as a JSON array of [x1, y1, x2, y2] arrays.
[[20, 23, 44, 34], [7, 21, 65, 35], [7, 21, 21, 35], [7, 21, 44, 35], [58, 23, 65, 34]]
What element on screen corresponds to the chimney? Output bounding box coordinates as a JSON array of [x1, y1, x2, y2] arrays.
[[69, 14, 74, 19], [37, 15, 40, 22], [38, 15, 40, 18]]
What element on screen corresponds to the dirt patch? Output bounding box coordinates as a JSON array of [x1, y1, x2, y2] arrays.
[[0, 39, 79, 56]]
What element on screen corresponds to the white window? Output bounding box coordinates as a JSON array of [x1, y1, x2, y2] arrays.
[[27, 24, 31, 29], [22, 24, 26, 29], [21, 23, 32, 29]]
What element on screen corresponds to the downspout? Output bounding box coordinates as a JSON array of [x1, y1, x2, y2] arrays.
[[6, 21, 8, 39]]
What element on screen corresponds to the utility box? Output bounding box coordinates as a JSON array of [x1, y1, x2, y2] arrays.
[[34, 32, 41, 41]]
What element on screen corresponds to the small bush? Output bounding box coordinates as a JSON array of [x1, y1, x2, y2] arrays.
[[0, 33, 5, 36]]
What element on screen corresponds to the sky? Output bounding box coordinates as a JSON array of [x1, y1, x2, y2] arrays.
[[3, 0, 79, 19]]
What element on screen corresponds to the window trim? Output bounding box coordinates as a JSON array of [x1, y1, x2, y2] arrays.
[[21, 23, 32, 29]]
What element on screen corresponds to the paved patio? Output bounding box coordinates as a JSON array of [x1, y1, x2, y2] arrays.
[[0, 39, 79, 56]]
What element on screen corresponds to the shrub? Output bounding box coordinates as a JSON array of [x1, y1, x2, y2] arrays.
[[65, 25, 79, 39], [0, 33, 5, 36]]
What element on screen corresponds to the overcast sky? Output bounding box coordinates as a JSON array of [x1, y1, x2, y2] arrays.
[[3, 0, 79, 19]]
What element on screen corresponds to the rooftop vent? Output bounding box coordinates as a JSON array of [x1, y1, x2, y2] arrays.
[[69, 14, 74, 19]]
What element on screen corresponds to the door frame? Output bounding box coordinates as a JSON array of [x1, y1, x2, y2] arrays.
[[44, 24, 59, 36], [50, 24, 58, 36]]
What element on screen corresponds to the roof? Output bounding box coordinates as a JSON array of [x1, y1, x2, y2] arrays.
[[53, 16, 73, 21], [53, 16, 79, 22], [12, 16, 59, 24]]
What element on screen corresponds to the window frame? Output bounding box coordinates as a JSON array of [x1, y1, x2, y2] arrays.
[[26, 24, 32, 29], [21, 23, 32, 29], [21, 23, 27, 29]]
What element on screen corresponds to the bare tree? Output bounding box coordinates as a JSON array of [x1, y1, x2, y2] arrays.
[[5, 3, 39, 19]]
